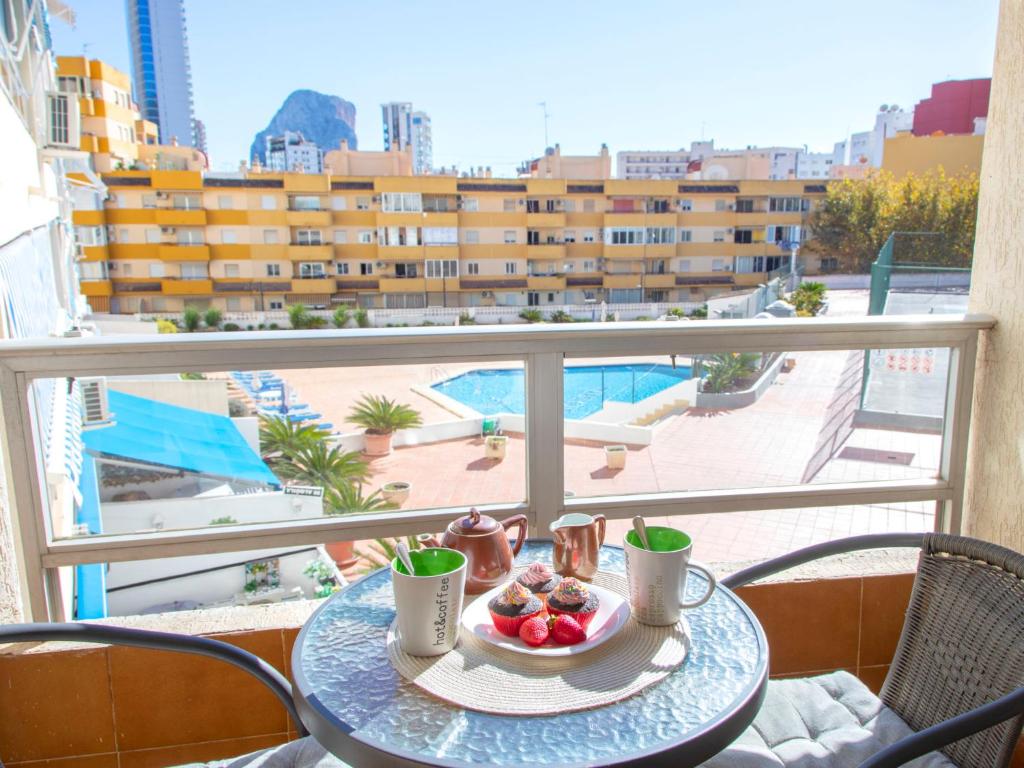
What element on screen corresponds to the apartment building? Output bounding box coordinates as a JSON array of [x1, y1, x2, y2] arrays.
[[56, 56, 207, 172], [74, 172, 825, 314], [382, 102, 433, 175], [618, 142, 832, 180], [266, 130, 324, 174]]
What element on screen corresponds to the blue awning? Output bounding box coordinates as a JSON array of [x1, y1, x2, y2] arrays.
[[83, 390, 279, 487], [75, 454, 107, 619]]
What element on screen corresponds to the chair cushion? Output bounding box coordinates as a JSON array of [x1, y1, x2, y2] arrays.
[[701, 671, 958, 768], [176, 736, 351, 767]]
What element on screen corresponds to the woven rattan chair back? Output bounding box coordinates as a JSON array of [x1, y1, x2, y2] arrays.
[[880, 533, 1024, 768]]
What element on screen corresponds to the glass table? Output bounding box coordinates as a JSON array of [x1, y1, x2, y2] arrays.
[[292, 540, 768, 767]]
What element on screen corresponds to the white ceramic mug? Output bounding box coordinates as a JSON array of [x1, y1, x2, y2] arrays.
[[391, 548, 467, 656], [624, 526, 717, 626]]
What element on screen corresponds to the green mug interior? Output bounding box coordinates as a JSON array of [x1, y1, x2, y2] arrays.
[[626, 526, 692, 552], [393, 547, 466, 577]]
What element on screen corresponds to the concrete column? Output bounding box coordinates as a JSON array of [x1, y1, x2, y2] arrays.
[[963, 0, 1024, 548]]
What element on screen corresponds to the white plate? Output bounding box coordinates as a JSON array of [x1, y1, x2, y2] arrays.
[[460, 582, 630, 657]]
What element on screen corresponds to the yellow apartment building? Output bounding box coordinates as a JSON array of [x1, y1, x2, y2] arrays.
[[56, 56, 206, 173], [881, 132, 984, 178], [72, 171, 825, 314]]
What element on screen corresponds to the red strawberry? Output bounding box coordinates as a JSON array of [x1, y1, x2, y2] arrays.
[[518, 615, 549, 646], [549, 614, 587, 645]]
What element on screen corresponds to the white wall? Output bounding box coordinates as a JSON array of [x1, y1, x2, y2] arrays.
[[107, 379, 229, 415]]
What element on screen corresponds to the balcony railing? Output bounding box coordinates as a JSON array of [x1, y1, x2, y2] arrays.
[[0, 314, 993, 620]]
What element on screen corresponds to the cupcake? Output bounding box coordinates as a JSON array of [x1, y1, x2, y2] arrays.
[[488, 581, 544, 637], [516, 562, 562, 603], [545, 578, 599, 631]]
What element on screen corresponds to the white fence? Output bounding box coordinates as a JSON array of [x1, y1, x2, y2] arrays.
[[140, 301, 705, 329], [0, 313, 992, 620]]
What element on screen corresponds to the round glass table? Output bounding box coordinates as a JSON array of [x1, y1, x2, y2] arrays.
[[292, 541, 768, 768]]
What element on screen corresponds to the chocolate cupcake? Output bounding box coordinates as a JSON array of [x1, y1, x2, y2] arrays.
[[545, 577, 599, 630], [487, 581, 544, 637], [515, 562, 562, 602]]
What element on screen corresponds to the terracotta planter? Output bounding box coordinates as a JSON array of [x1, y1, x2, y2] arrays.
[[485, 435, 508, 460], [363, 432, 393, 456], [605, 445, 627, 469], [325, 540, 357, 568], [381, 481, 411, 505]]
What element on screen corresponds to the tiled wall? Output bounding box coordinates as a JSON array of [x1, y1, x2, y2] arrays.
[[4, 572, 1013, 766]]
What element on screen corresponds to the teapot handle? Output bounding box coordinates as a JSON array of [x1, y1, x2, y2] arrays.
[[501, 514, 529, 556]]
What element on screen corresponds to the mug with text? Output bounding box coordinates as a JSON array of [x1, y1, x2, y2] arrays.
[[391, 548, 467, 656], [624, 527, 716, 626]]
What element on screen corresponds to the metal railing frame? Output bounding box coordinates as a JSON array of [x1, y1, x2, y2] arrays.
[[0, 313, 994, 620]]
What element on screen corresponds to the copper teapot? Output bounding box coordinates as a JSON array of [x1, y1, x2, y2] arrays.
[[420, 508, 527, 593]]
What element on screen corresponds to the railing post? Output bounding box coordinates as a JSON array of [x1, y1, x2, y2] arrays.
[[938, 335, 980, 534], [526, 352, 564, 537]]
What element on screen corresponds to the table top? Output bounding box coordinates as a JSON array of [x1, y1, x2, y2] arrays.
[[291, 540, 768, 768]]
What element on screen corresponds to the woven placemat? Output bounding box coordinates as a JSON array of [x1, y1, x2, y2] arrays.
[[386, 569, 691, 716]]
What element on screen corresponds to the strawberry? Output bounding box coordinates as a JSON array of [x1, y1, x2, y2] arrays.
[[549, 614, 587, 645], [518, 615, 549, 647]]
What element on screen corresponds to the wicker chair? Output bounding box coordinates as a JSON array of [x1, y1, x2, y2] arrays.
[[0, 623, 348, 768], [711, 532, 1024, 768]]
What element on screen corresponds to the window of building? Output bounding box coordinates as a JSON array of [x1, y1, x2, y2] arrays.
[[608, 227, 644, 245], [357, 230, 373, 244], [527, 230, 540, 245], [461, 198, 479, 212], [331, 196, 347, 211], [266, 264, 281, 277], [645, 227, 675, 244], [181, 263, 208, 279], [583, 260, 596, 272], [360, 263, 373, 275], [118, 228, 130, 243], [678, 259, 691, 272], [218, 195, 234, 209], [562, 200, 575, 212], [144, 228, 160, 244], [356, 196, 370, 210], [142, 194, 157, 208], [503, 199, 517, 212], [583, 199, 596, 213], [226, 297, 242, 311], [734, 229, 754, 244], [269, 300, 284, 310], [177, 229, 204, 245], [148, 263, 164, 278], [464, 230, 479, 244], [334, 230, 348, 244], [381, 192, 422, 212], [336, 262, 350, 275], [299, 262, 325, 278], [466, 262, 480, 275], [503, 231, 517, 244], [291, 195, 322, 211], [264, 229, 279, 244], [679, 229, 693, 242], [714, 199, 728, 212], [224, 264, 241, 278], [713, 230, 726, 242], [583, 231, 596, 242], [423, 227, 457, 245], [564, 230, 577, 243], [505, 262, 517, 275], [426, 259, 458, 278], [261, 195, 276, 210], [120, 262, 132, 276], [712, 259, 727, 271], [394, 263, 418, 278], [79, 262, 108, 279], [768, 197, 810, 213], [222, 229, 238, 244], [563, 262, 574, 273], [735, 198, 755, 213], [295, 229, 322, 245]]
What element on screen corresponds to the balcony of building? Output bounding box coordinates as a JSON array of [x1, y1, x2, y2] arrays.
[[286, 244, 333, 261]]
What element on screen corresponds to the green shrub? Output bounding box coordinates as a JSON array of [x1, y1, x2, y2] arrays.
[[347, 394, 423, 435], [223, 322, 241, 332], [287, 303, 312, 329], [269, 322, 280, 330], [246, 324, 254, 331], [354, 308, 370, 328], [690, 305, 709, 319], [458, 311, 475, 325], [203, 308, 222, 329], [667, 308, 686, 318], [182, 306, 201, 332], [332, 307, 351, 328], [209, 516, 238, 526], [518, 309, 543, 323], [791, 282, 827, 315], [548, 310, 574, 323]]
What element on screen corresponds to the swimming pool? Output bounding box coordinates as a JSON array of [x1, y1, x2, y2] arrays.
[[432, 364, 693, 420]]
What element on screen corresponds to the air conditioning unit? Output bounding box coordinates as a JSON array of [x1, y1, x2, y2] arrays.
[[481, 291, 493, 298], [156, 191, 169, 199], [727, 204, 736, 211], [79, 378, 114, 429], [375, 261, 385, 268], [45, 92, 81, 149], [161, 227, 176, 234]]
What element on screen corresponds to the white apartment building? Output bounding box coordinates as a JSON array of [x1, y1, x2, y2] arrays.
[[833, 105, 914, 169], [618, 141, 832, 180], [266, 130, 324, 174], [382, 101, 433, 175]]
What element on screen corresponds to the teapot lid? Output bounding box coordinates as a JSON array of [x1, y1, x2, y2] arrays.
[[449, 507, 499, 535]]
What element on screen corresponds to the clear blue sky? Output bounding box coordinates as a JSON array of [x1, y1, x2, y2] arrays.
[[52, 0, 999, 174]]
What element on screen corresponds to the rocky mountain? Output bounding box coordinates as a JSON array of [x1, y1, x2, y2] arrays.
[[250, 90, 357, 164]]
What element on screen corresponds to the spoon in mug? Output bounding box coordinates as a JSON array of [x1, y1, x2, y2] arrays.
[[632, 516, 651, 550], [396, 541, 416, 575]]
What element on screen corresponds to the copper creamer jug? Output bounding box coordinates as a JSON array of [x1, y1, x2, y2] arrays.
[[550, 512, 606, 580], [421, 508, 527, 593]]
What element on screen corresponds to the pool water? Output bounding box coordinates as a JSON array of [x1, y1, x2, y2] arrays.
[[433, 364, 693, 420]]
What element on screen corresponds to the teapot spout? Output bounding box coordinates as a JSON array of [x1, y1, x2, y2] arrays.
[[417, 533, 442, 549]]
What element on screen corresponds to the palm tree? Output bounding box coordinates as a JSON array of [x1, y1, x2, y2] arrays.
[[324, 482, 396, 515], [703, 353, 760, 394], [347, 394, 423, 455], [258, 415, 324, 467], [273, 441, 370, 488]]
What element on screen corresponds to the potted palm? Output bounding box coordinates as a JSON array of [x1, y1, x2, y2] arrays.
[[347, 394, 423, 456], [323, 482, 398, 567]]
